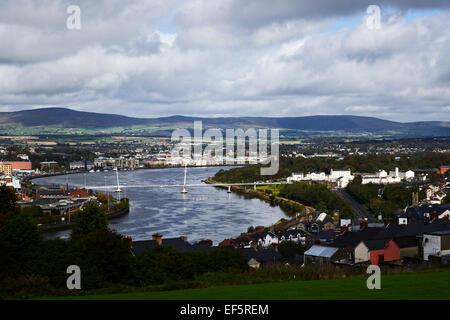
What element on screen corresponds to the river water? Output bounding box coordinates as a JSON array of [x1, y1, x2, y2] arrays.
[[33, 166, 288, 245]]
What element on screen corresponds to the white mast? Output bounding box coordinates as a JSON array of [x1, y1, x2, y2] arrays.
[[115, 167, 122, 193], [181, 163, 188, 194]]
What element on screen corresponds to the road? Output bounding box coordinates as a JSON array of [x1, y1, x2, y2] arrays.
[[335, 188, 377, 224]]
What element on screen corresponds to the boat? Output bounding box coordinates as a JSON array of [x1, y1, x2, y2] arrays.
[[181, 164, 188, 194]]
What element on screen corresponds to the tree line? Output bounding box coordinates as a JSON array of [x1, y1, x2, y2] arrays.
[[278, 182, 353, 218], [346, 178, 425, 218]]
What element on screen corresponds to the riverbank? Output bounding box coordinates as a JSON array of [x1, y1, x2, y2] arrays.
[[204, 178, 315, 230], [39, 205, 129, 233]]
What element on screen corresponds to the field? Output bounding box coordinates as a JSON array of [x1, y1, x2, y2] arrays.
[[47, 269, 450, 300]]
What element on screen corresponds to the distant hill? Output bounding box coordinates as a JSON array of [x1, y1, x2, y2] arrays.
[[0, 107, 449, 137]]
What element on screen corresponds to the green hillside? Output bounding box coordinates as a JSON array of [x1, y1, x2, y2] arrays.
[[1, 108, 449, 137], [45, 269, 450, 300]]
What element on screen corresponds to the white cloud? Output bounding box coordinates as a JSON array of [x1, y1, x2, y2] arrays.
[[0, 0, 449, 122]]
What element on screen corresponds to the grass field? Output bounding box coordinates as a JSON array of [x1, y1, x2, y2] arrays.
[[48, 269, 450, 300]]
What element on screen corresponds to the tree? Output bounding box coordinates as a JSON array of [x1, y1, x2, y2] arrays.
[[380, 201, 397, 219], [341, 205, 354, 219], [21, 206, 45, 218], [0, 212, 42, 278], [71, 202, 108, 239], [353, 175, 362, 185], [30, 239, 73, 288], [369, 198, 384, 217], [133, 246, 195, 286], [0, 185, 19, 215], [70, 230, 133, 289], [278, 241, 305, 258], [207, 248, 249, 272]]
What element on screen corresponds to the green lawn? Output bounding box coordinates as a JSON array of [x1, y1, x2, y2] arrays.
[[48, 269, 450, 300]]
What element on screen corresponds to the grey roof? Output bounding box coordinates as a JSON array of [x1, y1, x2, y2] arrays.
[[422, 219, 450, 235], [373, 223, 406, 240], [247, 231, 275, 241], [393, 236, 418, 248], [236, 247, 282, 264], [401, 204, 450, 220], [234, 236, 253, 245], [424, 230, 450, 236], [304, 245, 339, 258], [39, 190, 65, 196], [395, 220, 425, 238], [281, 229, 308, 239], [333, 227, 382, 248], [310, 229, 336, 242], [131, 237, 193, 255], [363, 239, 386, 251]]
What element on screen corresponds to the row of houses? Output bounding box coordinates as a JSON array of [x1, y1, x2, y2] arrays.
[[304, 218, 450, 266], [424, 182, 449, 204], [124, 201, 450, 270], [398, 203, 450, 224], [125, 217, 450, 270], [218, 229, 308, 249], [129, 233, 290, 268]]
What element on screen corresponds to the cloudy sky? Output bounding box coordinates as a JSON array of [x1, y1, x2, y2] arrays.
[[0, 0, 449, 122]]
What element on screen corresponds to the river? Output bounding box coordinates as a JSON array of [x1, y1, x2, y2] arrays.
[[33, 166, 288, 245]]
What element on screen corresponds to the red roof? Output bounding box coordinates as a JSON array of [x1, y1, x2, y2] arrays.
[[0, 161, 32, 170]]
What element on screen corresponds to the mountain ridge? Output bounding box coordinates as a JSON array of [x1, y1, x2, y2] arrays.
[[0, 108, 449, 137]]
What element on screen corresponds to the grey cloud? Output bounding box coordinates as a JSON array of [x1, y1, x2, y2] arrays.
[[175, 0, 450, 28], [0, 1, 449, 122]]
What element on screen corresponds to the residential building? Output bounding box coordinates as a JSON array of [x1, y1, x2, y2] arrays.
[[70, 161, 85, 170], [398, 204, 450, 224], [17, 154, 29, 160], [303, 245, 346, 266], [40, 161, 59, 170], [94, 157, 139, 170], [423, 230, 450, 261], [67, 188, 89, 200], [439, 166, 449, 175], [0, 175, 21, 190], [394, 237, 419, 260], [130, 234, 193, 256], [0, 163, 12, 175], [0, 161, 32, 171]]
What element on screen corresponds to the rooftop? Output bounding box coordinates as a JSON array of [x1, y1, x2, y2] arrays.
[[304, 245, 339, 258]]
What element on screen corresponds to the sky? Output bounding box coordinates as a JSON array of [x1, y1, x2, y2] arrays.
[[0, 0, 449, 122]]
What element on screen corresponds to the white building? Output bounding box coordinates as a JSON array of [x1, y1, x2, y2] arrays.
[[360, 167, 414, 185], [287, 167, 414, 187], [0, 175, 21, 190], [423, 230, 450, 260], [287, 169, 354, 187], [17, 154, 29, 160]]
